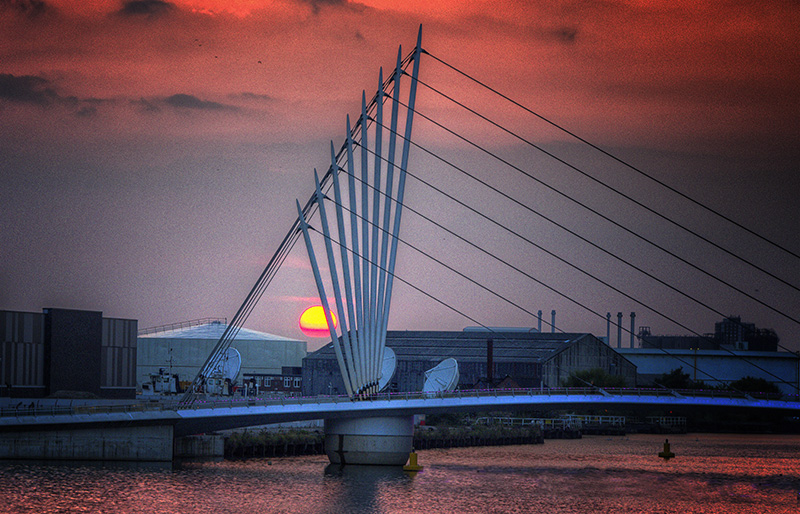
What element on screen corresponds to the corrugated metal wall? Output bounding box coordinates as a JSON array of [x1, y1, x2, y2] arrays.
[[0, 311, 45, 394], [101, 318, 137, 392]]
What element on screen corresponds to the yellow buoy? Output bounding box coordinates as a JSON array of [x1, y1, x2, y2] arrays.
[[658, 438, 675, 460], [403, 450, 423, 472]]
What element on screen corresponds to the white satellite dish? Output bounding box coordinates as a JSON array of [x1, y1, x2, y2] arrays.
[[377, 347, 397, 392], [422, 358, 459, 393], [210, 347, 241, 382]]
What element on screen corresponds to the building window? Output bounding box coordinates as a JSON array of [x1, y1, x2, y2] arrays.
[[284, 377, 291, 388], [264, 377, 271, 388], [293, 377, 301, 388]]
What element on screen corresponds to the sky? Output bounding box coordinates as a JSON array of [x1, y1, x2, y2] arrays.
[[1, 0, 798, 353]]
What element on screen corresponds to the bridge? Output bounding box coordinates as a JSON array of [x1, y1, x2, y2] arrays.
[[2, 387, 799, 462], [3, 27, 798, 464]]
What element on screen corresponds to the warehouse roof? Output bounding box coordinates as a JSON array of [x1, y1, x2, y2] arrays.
[[306, 329, 598, 363], [138, 321, 299, 342]]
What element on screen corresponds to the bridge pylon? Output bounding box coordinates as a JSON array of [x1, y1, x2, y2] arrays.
[[297, 27, 422, 465], [297, 27, 421, 401]]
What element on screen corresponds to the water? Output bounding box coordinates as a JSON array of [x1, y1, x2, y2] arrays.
[[1, 434, 799, 513]]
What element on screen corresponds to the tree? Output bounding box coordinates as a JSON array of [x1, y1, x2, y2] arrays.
[[655, 367, 705, 390], [728, 376, 781, 396], [563, 368, 627, 388]]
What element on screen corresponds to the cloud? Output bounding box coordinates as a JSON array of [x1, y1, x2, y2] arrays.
[[0, 0, 49, 18], [229, 92, 274, 103], [0, 73, 59, 105], [118, 0, 176, 18], [132, 97, 161, 112], [551, 26, 577, 43], [164, 93, 236, 111], [298, 0, 350, 15], [75, 105, 97, 117]]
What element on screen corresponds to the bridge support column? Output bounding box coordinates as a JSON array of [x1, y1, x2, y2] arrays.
[[324, 416, 413, 466]]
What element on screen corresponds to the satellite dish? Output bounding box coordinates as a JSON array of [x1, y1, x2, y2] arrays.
[[210, 347, 241, 382], [377, 347, 397, 392], [422, 358, 459, 393]]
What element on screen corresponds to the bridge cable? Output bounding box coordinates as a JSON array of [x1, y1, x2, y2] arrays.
[[306, 207, 746, 391], [407, 72, 800, 295], [177, 59, 416, 406], [363, 111, 800, 362], [423, 50, 800, 266], [379, 95, 800, 329], [333, 158, 797, 390]]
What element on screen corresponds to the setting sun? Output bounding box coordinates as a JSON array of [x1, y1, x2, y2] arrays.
[[299, 305, 337, 338]]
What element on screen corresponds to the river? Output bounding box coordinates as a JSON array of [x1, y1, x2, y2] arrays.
[[1, 433, 798, 513]]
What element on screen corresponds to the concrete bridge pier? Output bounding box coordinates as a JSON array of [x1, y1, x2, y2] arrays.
[[324, 416, 414, 466]]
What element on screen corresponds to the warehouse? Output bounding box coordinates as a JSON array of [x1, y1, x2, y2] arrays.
[[302, 329, 637, 396], [137, 319, 306, 392], [0, 308, 137, 399]]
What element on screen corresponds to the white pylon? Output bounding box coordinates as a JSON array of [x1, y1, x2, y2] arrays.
[[297, 28, 422, 399]]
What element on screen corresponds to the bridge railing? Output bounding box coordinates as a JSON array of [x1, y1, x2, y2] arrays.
[[2, 386, 797, 418]]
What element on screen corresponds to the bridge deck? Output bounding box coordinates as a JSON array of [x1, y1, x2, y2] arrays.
[[2, 388, 798, 437]]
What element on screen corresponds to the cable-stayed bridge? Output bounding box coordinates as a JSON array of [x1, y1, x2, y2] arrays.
[[2, 27, 798, 463], [4, 387, 800, 436]]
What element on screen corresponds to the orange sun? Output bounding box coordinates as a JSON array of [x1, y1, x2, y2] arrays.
[[299, 305, 337, 337]]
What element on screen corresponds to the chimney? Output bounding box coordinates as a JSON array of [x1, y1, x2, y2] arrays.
[[551, 310, 556, 333], [630, 312, 636, 348], [606, 312, 611, 345], [617, 312, 623, 348], [537, 310, 542, 332], [487, 338, 494, 386]]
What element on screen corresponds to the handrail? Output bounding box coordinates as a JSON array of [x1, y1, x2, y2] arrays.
[[137, 318, 227, 336], [2, 387, 797, 418]]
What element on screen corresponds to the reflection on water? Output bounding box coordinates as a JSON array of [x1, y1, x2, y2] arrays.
[[1, 434, 799, 513]]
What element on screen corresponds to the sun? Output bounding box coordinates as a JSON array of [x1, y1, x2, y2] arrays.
[[299, 305, 337, 338]]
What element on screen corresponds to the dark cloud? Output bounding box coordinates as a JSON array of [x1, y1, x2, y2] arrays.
[[0, 0, 49, 18], [299, 0, 349, 15], [164, 93, 235, 111], [118, 0, 176, 18], [132, 97, 160, 112], [229, 92, 274, 102], [0, 73, 58, 105], [75, 106, 97, 117], [552, 26, 578, 43]]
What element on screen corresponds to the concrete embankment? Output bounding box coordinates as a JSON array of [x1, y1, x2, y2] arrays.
[[223, 424, 550, 459]]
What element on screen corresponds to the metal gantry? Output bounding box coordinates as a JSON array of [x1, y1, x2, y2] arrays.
[[297, 29, 422, 399]]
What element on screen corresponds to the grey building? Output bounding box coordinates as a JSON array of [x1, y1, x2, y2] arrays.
[[302, 329, 637, 396], [635, 315, 780, 352], [1, 308, 137, 399], [137, 319, 307, 392], [618, 348, 800, 395]]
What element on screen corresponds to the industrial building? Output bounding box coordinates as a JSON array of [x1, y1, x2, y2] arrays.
[[0, 308, 137, 399], [302, 329, 637, 396], [137, 319, 307, 392], [618, 348, 800, 395]]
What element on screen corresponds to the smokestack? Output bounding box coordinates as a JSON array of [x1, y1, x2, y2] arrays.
[[606, 313, 611, 345], [617, 312, 623, 348], [630, 312, 636, 348], [487, 338, 494, 385], [551, 310, 556, 333], [537, 310, 542, 332]]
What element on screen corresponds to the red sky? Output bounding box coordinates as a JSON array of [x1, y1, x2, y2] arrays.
[[2, 0, 798, 350]]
